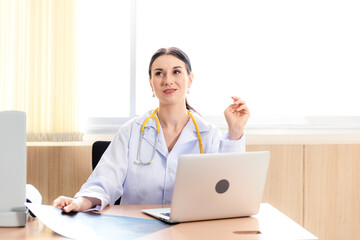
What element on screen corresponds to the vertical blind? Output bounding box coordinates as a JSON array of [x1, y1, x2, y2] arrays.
[[0, 0, 81, 141]]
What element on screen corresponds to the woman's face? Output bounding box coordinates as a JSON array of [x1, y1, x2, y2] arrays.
[[149, 54, 193, 106]]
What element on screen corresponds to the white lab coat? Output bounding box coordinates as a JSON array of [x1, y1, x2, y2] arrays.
[[75, 110, 245, 211]]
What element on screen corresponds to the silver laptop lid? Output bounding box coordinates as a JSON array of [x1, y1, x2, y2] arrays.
[[170, 151, 270, 222]]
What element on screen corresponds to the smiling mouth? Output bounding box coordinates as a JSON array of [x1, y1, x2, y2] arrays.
[[164, 89, 177, 95]]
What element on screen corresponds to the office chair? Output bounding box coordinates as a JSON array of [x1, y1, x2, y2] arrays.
[[92, 141, 121, 205]]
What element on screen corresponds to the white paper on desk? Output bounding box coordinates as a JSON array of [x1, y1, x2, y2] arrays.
[[25, 203, 170, 240]]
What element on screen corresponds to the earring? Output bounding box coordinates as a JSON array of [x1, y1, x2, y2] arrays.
[[187, 88, 190, 94], [152, 91, 155, 98]]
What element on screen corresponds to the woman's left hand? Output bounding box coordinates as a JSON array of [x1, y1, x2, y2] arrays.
[[224, 96, 250, 140]]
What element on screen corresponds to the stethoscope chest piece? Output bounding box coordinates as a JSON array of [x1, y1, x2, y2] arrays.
[[135, 109, 159, 166], [134, 159, 154, 165]]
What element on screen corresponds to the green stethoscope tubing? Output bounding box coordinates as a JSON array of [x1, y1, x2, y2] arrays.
[[135, 107, 203, 165]]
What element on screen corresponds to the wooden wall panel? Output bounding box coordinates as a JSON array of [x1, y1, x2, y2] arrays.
[[247, 145, 304, 226], [304, 145, 360, 240], [27, 146, 92, 204]]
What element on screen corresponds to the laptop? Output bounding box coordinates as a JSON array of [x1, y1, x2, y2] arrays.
[[142, 151, 270, 223]]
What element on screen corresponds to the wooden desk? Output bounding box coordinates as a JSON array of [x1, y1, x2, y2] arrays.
[[0, 203, 317, 240]]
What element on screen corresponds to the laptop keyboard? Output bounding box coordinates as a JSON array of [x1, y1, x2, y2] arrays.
[[160, 212, 170, 217]]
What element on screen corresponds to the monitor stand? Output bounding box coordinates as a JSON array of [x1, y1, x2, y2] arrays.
[[0, 210, 28, 227]]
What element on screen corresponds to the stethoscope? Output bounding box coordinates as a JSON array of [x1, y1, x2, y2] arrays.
[[135, 107, 203, 165]]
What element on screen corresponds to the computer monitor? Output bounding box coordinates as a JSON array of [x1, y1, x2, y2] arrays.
[[0, 111, 27, 227]]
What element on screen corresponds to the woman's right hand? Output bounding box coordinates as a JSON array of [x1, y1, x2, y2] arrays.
[[52, 196, 94, 213]]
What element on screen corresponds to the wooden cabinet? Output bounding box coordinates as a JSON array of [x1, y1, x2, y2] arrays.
[[27, 146, 92, 205], [304, 145, 360, 240]]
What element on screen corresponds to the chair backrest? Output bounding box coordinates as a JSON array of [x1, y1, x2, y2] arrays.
[[92, 141, 111, 169], [91, 141, 121, 205]]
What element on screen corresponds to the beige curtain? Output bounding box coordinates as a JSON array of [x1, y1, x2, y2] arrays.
[[0, 0, 82, 141]]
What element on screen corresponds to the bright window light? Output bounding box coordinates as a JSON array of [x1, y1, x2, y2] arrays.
[[78, 0, 131, 131], [79, 0, 360, 133], [136, 0, 360, 120]]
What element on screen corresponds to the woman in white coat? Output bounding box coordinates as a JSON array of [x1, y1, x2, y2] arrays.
[[53, 47, 250, 212]]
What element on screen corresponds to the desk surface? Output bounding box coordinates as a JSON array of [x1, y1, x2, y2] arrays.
[[0, 203, 317, 240]]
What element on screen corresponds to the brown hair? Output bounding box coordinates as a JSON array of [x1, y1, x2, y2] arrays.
[[148, 47, 197, 113]]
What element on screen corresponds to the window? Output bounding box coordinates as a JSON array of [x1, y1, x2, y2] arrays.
[[79, 0, 360, 133], [78, 0, 131, 132]]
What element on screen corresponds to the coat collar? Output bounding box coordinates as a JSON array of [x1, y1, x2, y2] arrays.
[[134, 109, 210, 157], [134, 109, 210, 133]]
